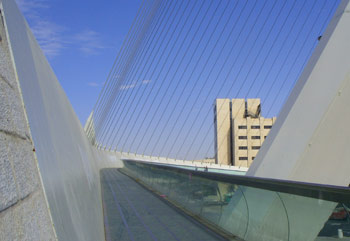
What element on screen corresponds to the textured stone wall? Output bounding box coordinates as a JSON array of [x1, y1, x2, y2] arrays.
[[0, 8, 56, 241], [0, 0, 105, 240]]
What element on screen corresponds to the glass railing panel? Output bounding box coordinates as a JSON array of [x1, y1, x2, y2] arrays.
[[242, 187, 289, 241], [177, 175, 223, 219], [218, 185, 249, 238], [120, 160, 349, 241], [157, 169, 174, 196], [144, 165, 154, 186], [121, 161, 288, 240], [147, 165, 158, 189], [317, 203, 350, 240], [278, 192, 336, 241], [150, 166, 161, 190], [182, 181, 205, 215], [164, 171, 181, 198], [167, 171, 191, 207], [191, 176, 225, 225]]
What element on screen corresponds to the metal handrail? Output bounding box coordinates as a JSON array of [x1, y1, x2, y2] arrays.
[[121, 159, 350, 203]]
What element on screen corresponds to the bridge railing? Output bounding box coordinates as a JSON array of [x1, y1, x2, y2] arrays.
[[119, 159, 350, 241]]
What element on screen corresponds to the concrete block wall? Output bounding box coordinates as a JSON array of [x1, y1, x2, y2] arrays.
[[0, 8, 56, 240]]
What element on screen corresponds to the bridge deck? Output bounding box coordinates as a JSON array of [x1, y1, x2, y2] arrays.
[[101, 169, 229, 241]]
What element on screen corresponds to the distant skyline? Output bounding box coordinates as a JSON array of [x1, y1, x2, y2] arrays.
[[16, 0, 142, 124]]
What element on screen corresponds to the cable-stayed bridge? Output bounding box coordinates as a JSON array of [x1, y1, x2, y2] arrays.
[[1, 0, 350, 240], [85, 0, 338, 162]]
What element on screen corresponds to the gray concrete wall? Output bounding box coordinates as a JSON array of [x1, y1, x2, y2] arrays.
[[0, 0, 105, 240], [0, 4, 56, 240]]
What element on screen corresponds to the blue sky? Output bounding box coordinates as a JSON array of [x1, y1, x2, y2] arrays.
[[16, 0, 339, 159], [16, 0, 142, 124], [88, 0, 338, 159]]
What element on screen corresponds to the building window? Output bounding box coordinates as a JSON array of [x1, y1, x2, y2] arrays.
[[239, 146, 248, 150], [251, 136, 260, 139], [252, 157, 255, 160], [252, 146, 260, 150], [238, 125, 247, 129], [239, 157, 248, 160], [238, 136, 247, 139], [264, 125, 272, 129], [251, 125, 260, 129]]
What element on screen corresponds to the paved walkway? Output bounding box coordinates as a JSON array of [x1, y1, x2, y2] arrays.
[[101, 168, 229, 241]]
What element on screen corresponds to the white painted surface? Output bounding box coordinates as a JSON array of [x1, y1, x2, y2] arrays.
[[118, 151, 248, 174]]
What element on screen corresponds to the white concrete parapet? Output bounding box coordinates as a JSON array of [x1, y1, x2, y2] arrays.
[[117, 151, 248, 175]]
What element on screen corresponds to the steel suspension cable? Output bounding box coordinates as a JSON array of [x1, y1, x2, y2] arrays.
[[181, 0, 289, 161], [95, 1, 162, 146], [128, 0, 218, 154], [114, 0, 206, 152], [154, 0, 255, 158], [100, 0, 180, 148], [206, 0, 331, 162], [264, 0, 338, 118], [98, 0, 172, 147], [86, 0, 147, 139], [135, 0, 232, 155], [90, 0, 151, 137], [197, 0, 317, 161], [107, 0, 189, 152], [167, 0, 272, 159], [191, 0, 304, 161], [146, 0, 243, 157], [92, 0, 157, 144]]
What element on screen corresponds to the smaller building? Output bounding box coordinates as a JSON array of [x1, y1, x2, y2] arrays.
[[214, 98, 276, 167]]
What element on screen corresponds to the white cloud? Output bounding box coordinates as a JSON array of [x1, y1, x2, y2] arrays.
[[73, 30, 105, 55], [142, 79, 151, 84], [119, 79, 150, 90], [15, 0, 106, 57], [120, 83, 136, 90], [87, 82, 100, 87], [16, 0, 47, 16], [31, 20, 66, 57], [16, 0, 66, 57]]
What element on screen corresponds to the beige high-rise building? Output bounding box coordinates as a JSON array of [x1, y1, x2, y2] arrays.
[[214, 99, 231, 165], [214, 98, 276, 167]]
